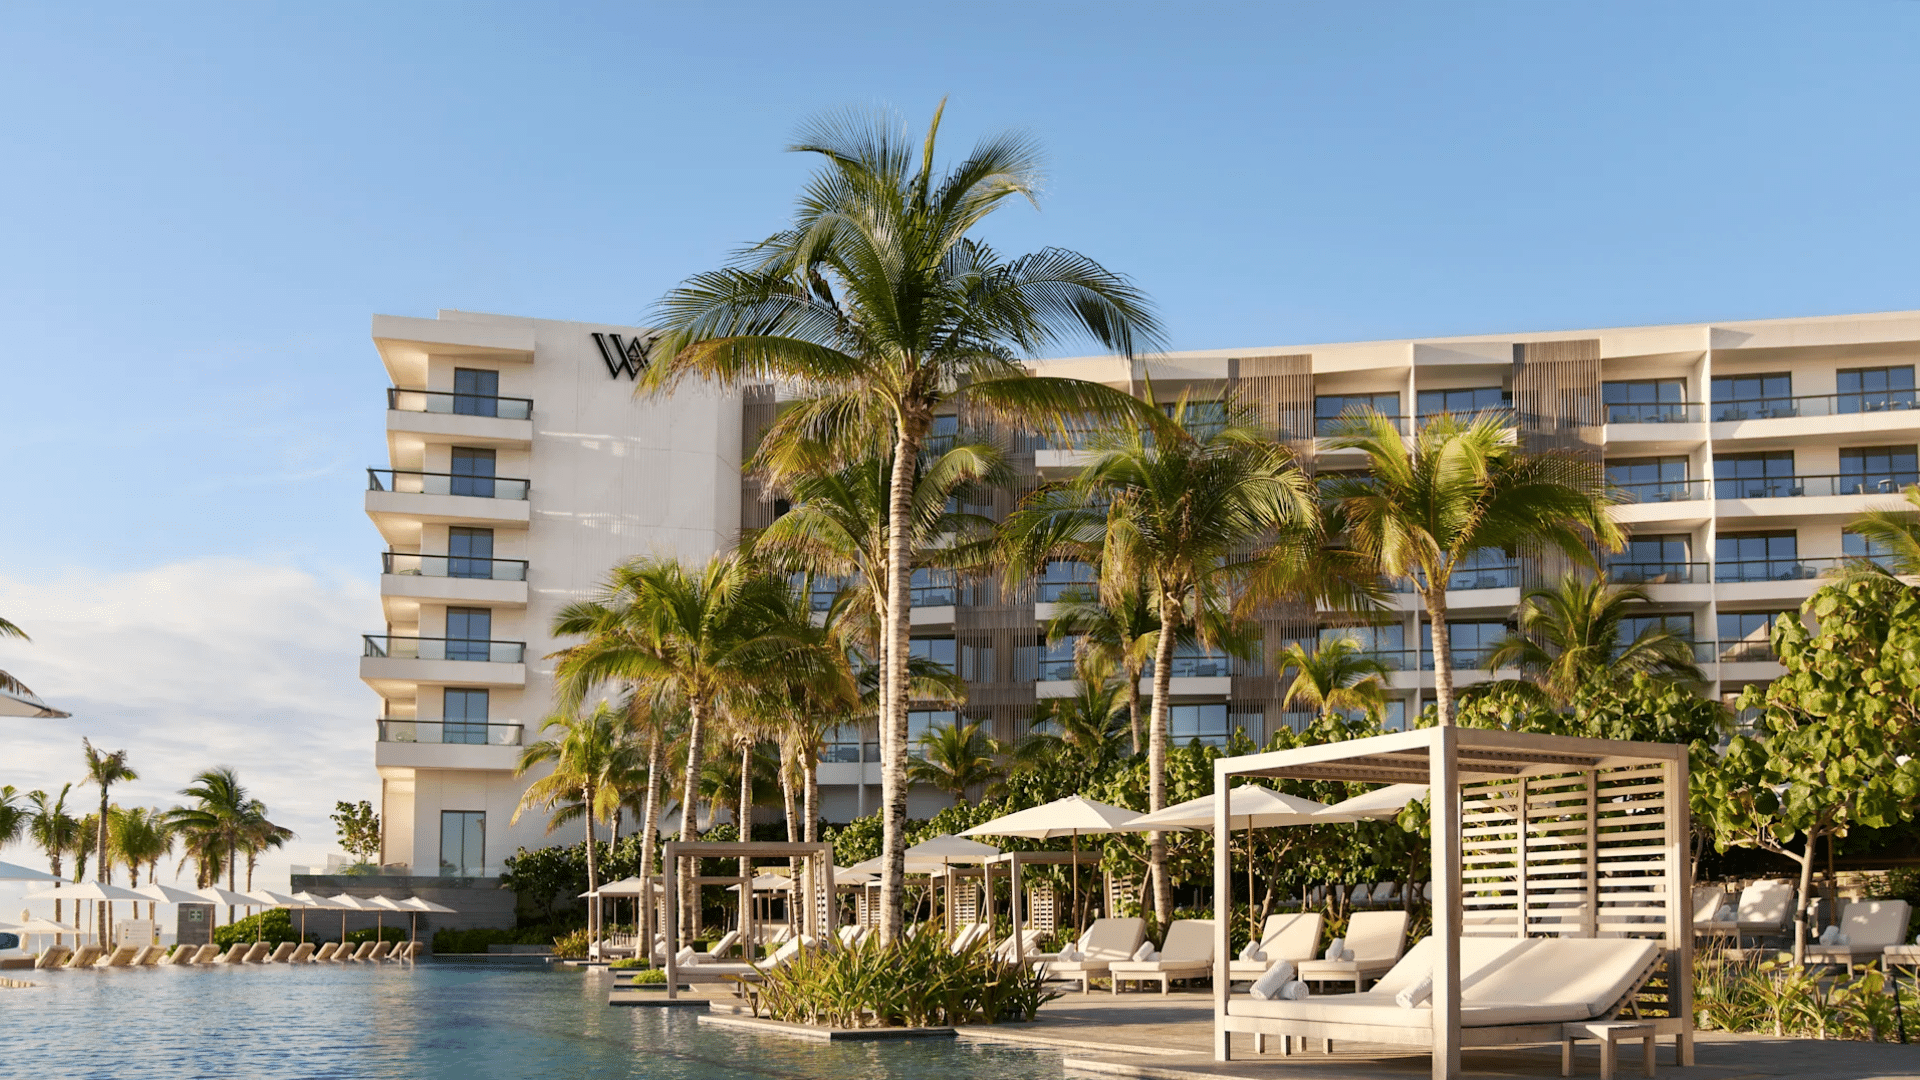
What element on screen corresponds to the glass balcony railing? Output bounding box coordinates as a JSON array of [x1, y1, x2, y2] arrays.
[[382, 553, 528, 581], [386, 388, 533, 420], [1715, 473, 1920, 499], [362, 635, 526, 663], [1712, 557, 1847, 583], [1606, 560, 1707, 585], [367, 469, 529, 500], [1713, 390, 1920, 421], [377, 718, 523, 746], [1421, 647, 1496, 670], [1142, 653, 1236, 678], [910, 571, 958, 607], [1380, 564, 1518, 593], [1605, 402, 1702, 424], [1611, 478, 1710, 504], [1714, 639, 1778, 663]]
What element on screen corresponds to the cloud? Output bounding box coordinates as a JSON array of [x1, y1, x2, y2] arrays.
[[0, 558, 379, 909]]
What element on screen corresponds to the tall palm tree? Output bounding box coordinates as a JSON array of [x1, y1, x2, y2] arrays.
[[81, 739, 137, 941], [170, 767, 253, 924], [1276, 635, 1391, 724], [907, 721, 1005, 800], [549, 553, 805, 943], [0, 614, 41, 699], [109, 807, 173, 921], [642, 103, 1163, 941], [1323, 411, 1619, 727], [513, 701, 637, 944], [1482, 574, 1703, 703], [1846, 486, 1920, 574], [0, 785, 27, 851], [26, 786, 80, 932], [1001, 394, 1351, 919], [1015, 675, 1131, 780], [1044, 588, 1161, 755], [240, 802, 293, 892]]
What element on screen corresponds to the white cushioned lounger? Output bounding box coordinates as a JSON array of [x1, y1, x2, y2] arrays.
[[1044, 918, 1147, 994], [1228, 912, 1323, 983], [1806, 900, 1912, 973], [1110, 919, 1215, 994], [1294, 910, 1409, 992]]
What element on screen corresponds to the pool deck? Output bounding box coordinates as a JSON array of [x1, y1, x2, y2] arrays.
[[944, 993, 1920, 1080]]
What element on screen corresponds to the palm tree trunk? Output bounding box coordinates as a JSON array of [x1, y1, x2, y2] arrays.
[[1126, 668, 1143, 757], [779, 741, 801, 934], [227, 837, 237, 926], [97, 787, 110, 944], [879, 428, 920, 945], [639, 728, 662, 956], [737, 738, 753, 938], [1425, 590, 1455, 726], [1147, 594, 1178, 924], [48, 852, 61, 938], [676, 696, 709, 945], [583, 782, 600, 947]]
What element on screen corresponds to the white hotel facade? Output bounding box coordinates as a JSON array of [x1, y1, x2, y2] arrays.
[[364, 307, 1920, 878]]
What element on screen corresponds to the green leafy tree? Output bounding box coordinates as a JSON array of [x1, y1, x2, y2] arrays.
[[907, 720, 1006, 800], [330, 800, 382, 864], [81, 739, 137, 941], [108, 806, 173, 921], [0, 613, 40, 699], [0, 785, 27, 850], [1697, 576, 1920, 964], [1483, 573, 1701, 703], [1043, 588, 1162, 755], [1013, 674, 1131, 790], [642, 102, 1164, 942], [1324, 411, 1618, 727]]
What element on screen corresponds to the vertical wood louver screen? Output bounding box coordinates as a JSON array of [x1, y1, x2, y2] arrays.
[[738, 384, 782, 532], [1512, 340, 1603, 591]]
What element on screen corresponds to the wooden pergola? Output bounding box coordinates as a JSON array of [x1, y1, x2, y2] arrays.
[[980, 850, 1102, 966], [1211, 727, 1695, 1080], [661, 840, 833, 1000]]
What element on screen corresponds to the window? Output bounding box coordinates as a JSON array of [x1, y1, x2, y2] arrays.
[[1601, 379, 1688, 423], [440, 811, 485, 877], [908, 637, 956, 674], [1322, 623, 1406, 668], [1717, 611, 1792, 661], [1606, 456, 1691, 502], [1711, 372, 1792, 420], [1610, 534, 1693, 583], [443, 688, 489, 745], [1839, 445, 1919, 494], [1037, 636, 1079, 681], [1168, 703, 1233, 748], [445, 607, 492, 661], [907, 710, 956, 758], [909, 567, 956, 607], [1713, 452, 1796, 498], [449, 447, 497, 498], [452, 368, 500, 417], [925, 414, 959, 455], [1035, 560, 1095, 602], [1315, 393, 1401, 435], [1837, 365, 1916, 413], [818, 723, 873, 764], [1715, 532, 1797, 582], [1618, 613, 1693, 645], [448, 527, 494, 579], [1843, 529, 1899, 567], [959, 641, 994, 682], [1416, 386, 1510, 419], [1446, 547, 1514, 590], [1165, 399, 1227, 439], [1423, 621, 1507, 668]]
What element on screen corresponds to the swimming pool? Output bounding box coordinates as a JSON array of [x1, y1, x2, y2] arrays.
[[3, 959, 1066, 1079]]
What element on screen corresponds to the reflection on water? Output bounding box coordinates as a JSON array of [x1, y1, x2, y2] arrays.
[[5, 959, 1064, 1079]]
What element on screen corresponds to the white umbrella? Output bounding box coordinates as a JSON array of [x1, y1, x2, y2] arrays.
[[843, 855, 956, 876], [0, 686, 69, 718], [26, 882, 145, 948], [588, 876, 652, 897], [244, 889, 306, 943], [361, 895, 408, 945], [326, 893, 376, 945], [961, 796, 1139, 930], [1315, 783, 1427, 820], [905, 835, 1000, 861], [0, 860, 60, 881], [394, 896, 456, 948], [134, 881, 206, 905], [196, 885, 257, 932], [1113, 786, 1341, 928], [12, 915, 80, 952]]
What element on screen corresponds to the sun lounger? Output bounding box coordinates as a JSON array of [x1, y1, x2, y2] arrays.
[[34, 945, 72, 969], [96, 945, 140, 968], [399, 940, 425, 960], [135, 945, 165, 966], [993, 928, 1047, 963], [1110, 919, 1215, 994], [1295, 909, 1409, 992], [1229, 912, 1324, 984], [192, 944, 221, 963], [1695, 880, 1794, 943], [242, 942, 271, 963], [1806, 900, 1912, 974], [314, 943, 339, 961], [1044, 917, 1148, 994], [835, 924, 865, 948], [289, 943, 316, 962], [703, 929, 741, 960], [368, 941, 393, 961], [214, 943, 247, 964], [949, 922, 989, 954], [351, 941, 378, 960], [1225, 935, 1666, 1055], [67, 944, 106, 968], [168, 945, 197, 965], [266, 942, 295, 962]]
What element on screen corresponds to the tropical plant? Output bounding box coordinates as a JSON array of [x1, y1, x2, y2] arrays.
[[330, 800, 381, 864], [1845, 485, 1920, 575], [753, 933, 1058, 1028], [906, 720, 1005, 799], [642, 102, 1164, 942], [108, 806, 172, 921], [512, 701, 639, 943], [25, 785, 80, 930], [1276, 635, 1390, 724], [1000, 393, 1349, 920], [1482, 573, 1702, 702], [170, 767, 255, 923], [1322, 411, 1619, 727], [1014, 674, 1131, 786], [1042, 587, 1161, 754], [0, 785, 27, 850], [0, 613, 40, 698], [240, 804, 293, 892], [81, 739, 137, 940]]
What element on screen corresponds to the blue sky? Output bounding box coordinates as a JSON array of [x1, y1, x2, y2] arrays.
[[2, 2, 1917, 883]]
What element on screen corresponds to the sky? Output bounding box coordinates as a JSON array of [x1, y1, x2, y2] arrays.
[[2, 2, 1918, 910]]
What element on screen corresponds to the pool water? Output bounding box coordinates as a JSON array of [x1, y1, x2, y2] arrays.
[[3, 958, 1066, 1079]]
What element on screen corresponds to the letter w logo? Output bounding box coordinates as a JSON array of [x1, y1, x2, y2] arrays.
[[592, 333, 653, 380]]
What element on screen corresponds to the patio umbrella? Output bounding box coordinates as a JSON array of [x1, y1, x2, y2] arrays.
[[902, 836, 998, 935], [362, 895, 408, 945], [960, 796, 1138, 930], [394, 896, 455, 950], [288, 892, 343, 944], [325, 893, 377, 945], [27, 882, 148, 946], [11, 916, 80, 953], [197, 885, 257, 930], [0, 860, 60, 881], [132, 881, 210, 930], [1315, 783, 1427, 820], [245, 889, 305, 943], [581, 876, 652, 943], [0, 686, 69, 718], [1113, 786, 1341, 928]]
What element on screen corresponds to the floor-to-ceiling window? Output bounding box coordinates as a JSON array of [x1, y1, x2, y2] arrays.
[[446, 607, 493, 661], [443, 688, 489, 745], [440, 810, 485, 876], [1839, 445, 1919, 494], [452, 368, 501, 417], [448, 527, 494, 579], [1837, 365, 1916, 413], [1713, 451, 1796, 499], [450, 446, 497, 497]]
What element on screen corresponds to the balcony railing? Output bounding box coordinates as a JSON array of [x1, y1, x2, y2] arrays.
[[1713, 390, 1920, 421], [1606, 560, 1707, 585], [1713, 557, 1846, 583], [1421, 647, 1496, 670], [1142, 653, 1237, 678], [1611, 478, 1710, 504], [1714, 473, 1919, 499], [386, 388, 532, 420], [1316, 414, 1411, 438], [362, 635, 526, 663], [382, 553, 528, 581], [910, 571, 958, 607], [1380, 563, 1519, 593], [1714, 639, 1778, 663], [377, 718, 523, 746], [1606, 402, 1702, 424], [367, 469, 529, 500]]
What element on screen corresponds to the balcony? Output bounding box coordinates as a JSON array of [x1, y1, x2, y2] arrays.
[[1611, 479, 1710, 504], [358, 635, 527, 695], [388, 388, 532, 420], [380, 554, 528, 612], [1712, 639, 1777, 664], [1604, 402, 1702, 424], [1316, 414, 1411, 439], [378, 718, 523, 745], [364, 635, 524, 662], [1715, 473, 1918, 500], [365, 468, 531, 542], [385, 389, 533, 448], [1712, 391, 1919, 422], [383, 553, 527, 581], [368, 468, 528, 500], [1606, 560, 1708, 586], [1712, 557, 1844, 583]]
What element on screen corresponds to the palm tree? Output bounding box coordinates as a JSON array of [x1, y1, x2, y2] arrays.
[[1043, 588, 1161, 755], [907, 721, 1005, 800], [642, 103, 1163, 941], [1482, 574, 1703, 704], [1001, 394, 1351, 920], [82, 739, 137, 941], [26, 785, 80, 933], [548, 553, 804, 943], [1846, 487, 1920, 574], [513, 701, 637, 945], [170, 767, 253, 924], [0, 613, 41, 699], [1323, 411, 1619, 727], [0, 785, 27, 851], [1276, 635, 1391, 724], [1015, 675, 1131, 782], [240, 802, 293, 892], [109, 807, 173, 921]]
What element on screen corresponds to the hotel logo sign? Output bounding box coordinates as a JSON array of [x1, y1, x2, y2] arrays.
[[592, 332, 654, 380]]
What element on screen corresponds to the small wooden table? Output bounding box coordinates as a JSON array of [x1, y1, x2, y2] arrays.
[[1561, 1021, 1656, 1080]]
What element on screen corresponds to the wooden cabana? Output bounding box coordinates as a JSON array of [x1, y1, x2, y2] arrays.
[[661, 840, 833, 1000], [1211, 727, 1695, 1080]]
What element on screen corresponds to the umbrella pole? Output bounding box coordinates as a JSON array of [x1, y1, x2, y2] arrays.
[[1071, 831, 1080, 936], [1246, 818, 1256, 940]]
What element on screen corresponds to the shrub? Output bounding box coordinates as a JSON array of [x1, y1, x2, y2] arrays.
[[343, 926, 407, 945], [1694, 953, 1920, 1040], [552, 928, 591, 959], [753, 933, 1059, 1028], [431, 926, 563, 953], [213, 909, 299, 947]]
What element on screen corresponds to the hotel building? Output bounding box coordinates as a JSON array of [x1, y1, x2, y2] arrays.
[[363, 308, 1920, 876]]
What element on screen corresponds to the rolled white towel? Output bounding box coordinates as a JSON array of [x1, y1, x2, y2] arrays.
[[1132, 941, 1155, 961], [1238, 941, 1265, 962], [674, 946, 696, 966], [1058, 946, 1081, 962], [1395, 973, 1433, 1009], [1819, 924, 1841, 946], [1837, 933, 1851, 946], [1248, 963, 1292, 1000], [1323, 937, 1347, 962], [1714, 905, 1736, 923], [1279, 979, 1310, 1001]]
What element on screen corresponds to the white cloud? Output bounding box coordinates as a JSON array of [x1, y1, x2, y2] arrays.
[[0, 558, 379, 914]]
